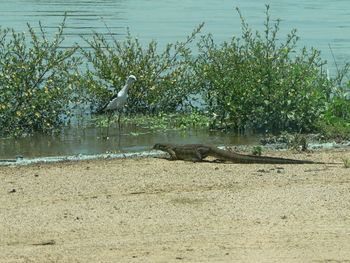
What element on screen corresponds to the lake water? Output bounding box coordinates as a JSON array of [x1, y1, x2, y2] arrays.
[[2, 0, 350, 69], [0, 125, 260, 159], [1, 0, 350, 159]]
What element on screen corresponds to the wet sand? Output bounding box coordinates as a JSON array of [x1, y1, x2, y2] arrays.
[[1, 147, 350, 263]]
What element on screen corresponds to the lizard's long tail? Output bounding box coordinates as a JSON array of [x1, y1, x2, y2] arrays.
[[214, 149, 324, 164]]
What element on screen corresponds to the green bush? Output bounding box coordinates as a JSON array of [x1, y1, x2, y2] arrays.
[[80, 24, 203, 115], [317, 80, 350, 140], [191, 5, 333, 133], [323, 83, 350, 122], [0, 17, 81, 136], [0, 6, 349, 139]]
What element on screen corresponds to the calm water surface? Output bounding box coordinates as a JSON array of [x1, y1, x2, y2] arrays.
[[0, 125, 260, 158], [2, 0, 350, 65], [1, 0, 349, 158]]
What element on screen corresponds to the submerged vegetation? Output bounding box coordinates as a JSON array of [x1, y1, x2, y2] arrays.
[[0, 5, 349, 139]]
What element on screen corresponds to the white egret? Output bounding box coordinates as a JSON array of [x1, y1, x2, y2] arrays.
[[98, 75, 137, 137]]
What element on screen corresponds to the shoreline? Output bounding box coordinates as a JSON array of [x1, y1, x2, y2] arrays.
[[1, 140, 349, 166], [1, 147, 350, 262], [0, 147, 350, 263]]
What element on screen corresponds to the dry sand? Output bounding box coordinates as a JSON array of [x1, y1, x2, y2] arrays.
[[0, 147, 350, 263]]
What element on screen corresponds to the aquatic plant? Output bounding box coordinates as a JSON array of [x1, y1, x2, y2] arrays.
[[122, 111, 210, 131]]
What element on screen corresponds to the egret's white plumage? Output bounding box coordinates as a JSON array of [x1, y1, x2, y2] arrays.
[[101, 75, 137, 112], [97, 75, 137, 138]]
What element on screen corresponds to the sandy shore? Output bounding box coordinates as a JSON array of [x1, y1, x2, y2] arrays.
[[1, 147, 350, 263]]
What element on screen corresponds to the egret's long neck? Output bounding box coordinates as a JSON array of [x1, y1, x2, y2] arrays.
[[122, 81, 133, 93]]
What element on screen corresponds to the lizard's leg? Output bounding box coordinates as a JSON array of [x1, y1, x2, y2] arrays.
[[197, 147, 224, 162], [167, 149, 178, 160], [192, 150, 204, 162]]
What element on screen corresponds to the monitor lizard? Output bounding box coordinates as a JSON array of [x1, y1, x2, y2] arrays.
[[153, 143, 328, 164]]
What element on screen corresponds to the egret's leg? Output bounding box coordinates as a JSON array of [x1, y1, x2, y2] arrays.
[[106, 112, 112, 138], [117, 111, 122, 134]]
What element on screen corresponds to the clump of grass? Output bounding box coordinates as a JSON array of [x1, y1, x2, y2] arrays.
[[342, 158, 350, 168], [288, 133, 308, 152], [317, 121, 350, 141], [251, 146, 262, 156]]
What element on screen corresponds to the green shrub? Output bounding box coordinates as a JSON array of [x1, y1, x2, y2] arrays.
[[80, 24, 203, 115], [0, 6, 349, 139], [322, 83, 350, 122], [316, 70, 350, 140], [0, 17, 81, 137], [191, 5, 332, 133]]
